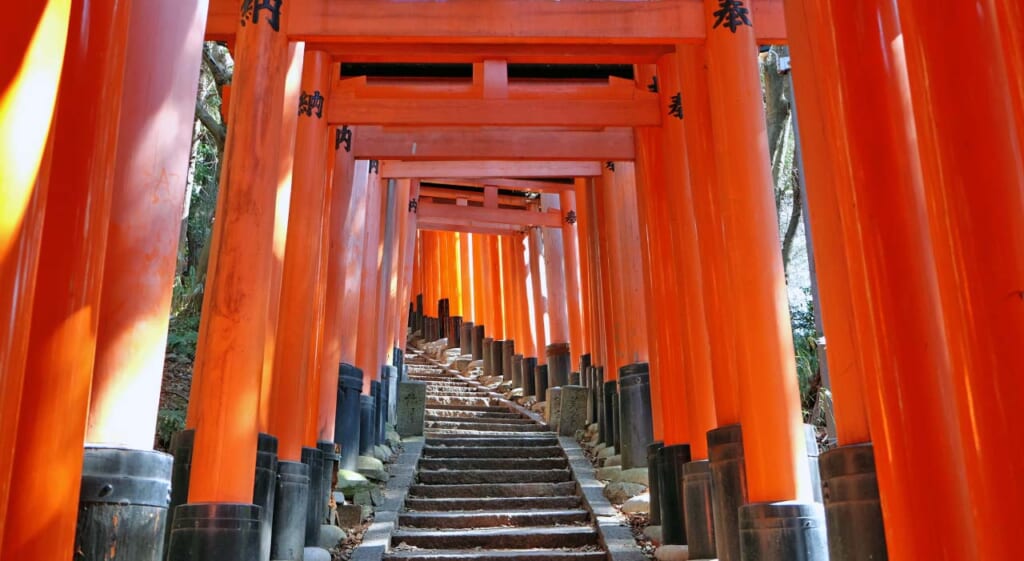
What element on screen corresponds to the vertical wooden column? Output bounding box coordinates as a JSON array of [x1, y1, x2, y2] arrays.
[[0, 9, 71, 528], [677, 46, 741, 429], [394, 181, 421, 349], [459, 228, 474, 323], [527, 227, 549, 363], [269, 50, 332, 462], [471, 233, 490, 332], [2, 1, 132, 558], [898, 1, 1023, 556], [421, 231, 438, 320], [593, 172, 620, 378], [355, 165, 385, 392], [88, 0, 208, 448], [512, 233, 536, 358], [375, 178, 400, 364], [540, 194, 572, 384], [559, 191, 585, 372], [500, 235, 519, 344], [655, 55, 718, 453], [485, 235, 505, 339], [316, 155, 368, 440], [450, 232, 464, 318], [702, 0, 810, 504], [573, 180, 595, 360], [386, 179, 412, 356], [576, 181, 606, 369], [996, 0, 1023, 149], [258, 42, 303, 433]]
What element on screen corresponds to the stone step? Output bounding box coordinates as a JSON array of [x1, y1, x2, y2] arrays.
[[384, 549, 607, 561], [403, 496, 582, 512], [417, 457, 568, 471], [422, 445, 564, 459], [426, 404, 512, 413], [408, 482, 578, 498], [425, 420, 546, 432], [417, 469, 572, 485], [390, 526, 599, 550], [426, 397, 501, 407], [425, 410, 525, 420], [424, 436, 558, 448], [424, 414, 531, 425], [399, 509, 590, 529]]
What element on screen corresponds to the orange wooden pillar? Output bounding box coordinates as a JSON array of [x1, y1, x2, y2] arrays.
[[996, 0, 1023, 150], [269, 49, 333, 466], [512, 233, 536, 359], [593, 171, 620, 381], [559, 191, 585, 374], [499, 235, 519, 351], [258, 42, 303, 433], [485, 235, 505, 339], [897, 1, 1023, 557], [527, 227, 549, 364], [1, 1, 131, 559], [576, 181, 606, 371], [355, 165, 385, 392], [395, 181, 422, 348], [540, 195, 573, 389], [471, 233, 490, 335], [573, 180, 595, 362], [449, 232, 464, 319], [0, 5, 71, 531], [86, 0, 207, 450], [459, 229, 474, 324], [174, 1, 292, 556], [386, 179, 413, 358]]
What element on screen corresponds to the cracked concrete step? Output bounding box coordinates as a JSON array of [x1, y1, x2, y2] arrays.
[[383, 549, 607, 561], [399, 509, 590, 529], [421, 445, 564, 459], [417, 457, 568, 471], [390, 526, 599, 549], [403, 496, 582, 512], [417, 469, 571, 485], [408, 482, 578, 498], [424, 436, 558, 447]]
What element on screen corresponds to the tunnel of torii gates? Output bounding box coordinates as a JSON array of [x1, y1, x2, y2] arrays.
[[1, 1, 1022, 561]]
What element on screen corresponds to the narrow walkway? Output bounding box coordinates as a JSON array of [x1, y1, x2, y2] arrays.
[[384, 355, 608, 561]]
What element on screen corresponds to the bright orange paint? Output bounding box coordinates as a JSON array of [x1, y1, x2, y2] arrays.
[[459, 228, 474, 324], [780, 3, 870, 446], [602, 164, 649, 368], [677, 45, 741, 428], [316, 156, 368, 441], [394, 180, 421, 348], [898, 0, 1024, 557], [269, 50, 333, 461], [540, 195, 570, 348], [186, 0, 292, 503], [559, 191, 585, 372], [485, 235, 505, 339], [355, 166, 385, 391], [527, 227, 549, 363], [2, 0, 133, 557], [88, 0, 209, 450], [702, 0, 808, 504], [471, 233, 491, 332], [573, 180, 594, 359], [995, 0, 1023, 152], [593, 172, 620, 379], [0, 1, 71, 537], [576, 181, 607, 368], [511, 233, 536, 358]]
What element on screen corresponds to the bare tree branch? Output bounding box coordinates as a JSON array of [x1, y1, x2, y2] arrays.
[[202, 43, 232, 88], [195, 102, 226, 152], [781, 172, 803, 270]]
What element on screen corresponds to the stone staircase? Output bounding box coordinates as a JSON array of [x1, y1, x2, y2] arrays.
[[385, 357, 608, 561]]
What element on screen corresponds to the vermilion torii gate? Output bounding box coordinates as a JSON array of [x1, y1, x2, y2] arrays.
[[1, 1, 1022, 561]]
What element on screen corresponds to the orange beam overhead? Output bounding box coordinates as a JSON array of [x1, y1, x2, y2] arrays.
[[205, 0, 787, 44], [418, 221, 524, 237], [419, 188, 527, 207], [305, 42, 673, 64], [418, 200, 562, 228], [353, 126, 635, 160], [384, 160, 602, 179], [425, 177, 578, 193]]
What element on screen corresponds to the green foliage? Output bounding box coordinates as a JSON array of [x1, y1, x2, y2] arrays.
[[167, 314, 200, 359], [789, 290, 822, 422], [155, 408, 186, 452]]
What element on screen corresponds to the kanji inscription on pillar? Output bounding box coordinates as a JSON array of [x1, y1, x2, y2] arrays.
[[712, 0, 751, 33], [669, 93, 683, 119], [240, 0, 282, 32], [409, 198, 419, 213], [298, 90, 324, 118], [605, 161, 616, 172], [565, 210, 578, 225], [647, 76, 659, 93], [369, 160, 380, 174], [336, 126, 352, 152]]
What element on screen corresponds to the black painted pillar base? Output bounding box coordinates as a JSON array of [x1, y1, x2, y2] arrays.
[[546, 342, 570, 388], [450, 316, 463, 348], [301, 447, 324, 547], [492, 340, 506, 378], [359, 395, 375, 456], [683, 459, 717, 559], [371, 380, 384, 445], [167, 503, 262, 561], [76, 446, 173, 561], [472, 325, 485, 361], [254, 433, 279, 561], [659, 444, 691, 546], [601, 378, 616, 447], [165, 429, 195, 553], [336, 364, 363, 472], [270, 461, 309, 561], [482, 337, 494, 376], [739, 502, 828, 561], [502, 340, 515, 383], [820, 443, 888, 561], [618, 362, 654, 469], [522, 357, 538, 396], [383, 365, 399, 426], [535, 364, 549, 403], [512, 354, 524, 389], [317, 441, 339, 521], [595, 367, 605, 441], [647, 442, 665, 526], [610, 388, 620, 450], [460, 322, 474, 354], [708, 424, 747, 561]]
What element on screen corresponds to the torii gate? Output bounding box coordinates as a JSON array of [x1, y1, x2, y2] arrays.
[[2, 2, 1022, 561]]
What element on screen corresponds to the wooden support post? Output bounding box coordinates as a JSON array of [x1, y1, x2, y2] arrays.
[[485, 235, 505, 339], [471, 233, 490, 332], [258, 42, 304, 433], [573, 180, 595, 360], [395, 181, 421, 347], [593, 172, 620, 379], [448, 231, 464, 318], [355, 165, 385, 391], [316, 155, 368, 440], [458, 209, 475, 323], [527, 227, 549, 363], [576, 182, 605, 369], [0, 7, 71, 532], [996, 0, 1023, 151], [656, 55, 718, 453], [540, 194, 572, 386], [386, 179, 412, 355], [270, 50, 333, 462], [376, 177, 401, 362], [512, 233, 536, 358], [898, 0, 1023, 556], [500, 235, 519, 346], [2, 1, 131, 559], [88, 0, 208, 448], [703, 0, 809, 505], [559, 191, 585, 373]]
